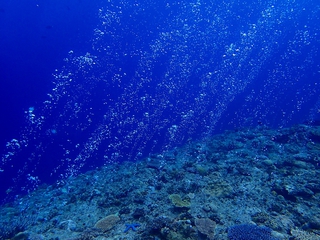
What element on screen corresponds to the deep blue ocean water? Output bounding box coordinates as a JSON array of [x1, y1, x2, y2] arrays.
[[0, 0, 319, 202]]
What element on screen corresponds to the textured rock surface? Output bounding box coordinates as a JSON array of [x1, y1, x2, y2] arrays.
[[94, 214, 120, 232], [1, 125, 320, 239], [195, 218, 216, 239]]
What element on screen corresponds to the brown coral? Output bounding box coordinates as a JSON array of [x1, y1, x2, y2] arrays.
[[195, 218, 216, 240], [94, 214, 120, 232], [169, 194, 191, 208]]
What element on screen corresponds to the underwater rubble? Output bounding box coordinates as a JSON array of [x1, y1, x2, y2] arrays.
[[1, 124, 320, 240]]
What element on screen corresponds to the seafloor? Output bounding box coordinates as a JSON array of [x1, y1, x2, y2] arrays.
[[1, 124, 320, 240]]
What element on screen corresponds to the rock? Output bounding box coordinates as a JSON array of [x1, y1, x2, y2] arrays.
[[94, 214, 120, 232], [132, 208, 145, 219], [292, 160, 309, 169], [293, 153, 310, 162], [11, 232, 30, 240], [195, 218, 216, 240]]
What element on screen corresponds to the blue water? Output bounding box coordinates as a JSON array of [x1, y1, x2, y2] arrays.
[[0, 0, 319, 202], [0, 0, 100, 144]]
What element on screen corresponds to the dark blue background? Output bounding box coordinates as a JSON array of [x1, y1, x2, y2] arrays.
[[0, 0, 100, 148], [0, 0, 102, 201]]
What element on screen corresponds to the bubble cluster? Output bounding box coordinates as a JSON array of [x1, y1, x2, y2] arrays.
[[1, 0, 319, 199]]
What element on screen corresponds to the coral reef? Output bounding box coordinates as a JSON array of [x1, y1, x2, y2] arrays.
[[228, 224, 276, 240], [1, 125, 320, 239]]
